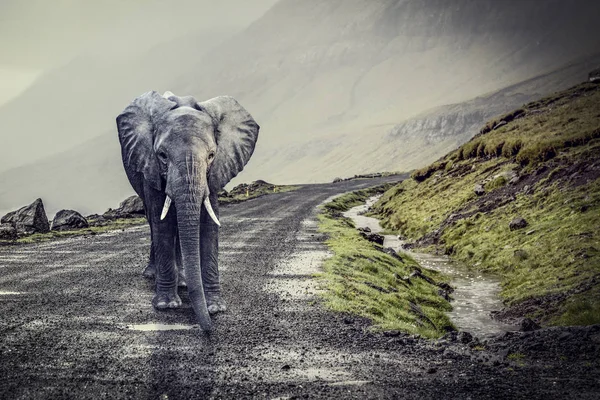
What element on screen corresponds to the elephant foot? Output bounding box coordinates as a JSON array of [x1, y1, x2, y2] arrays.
[[206, 292, 227, 315], [152, 290, 182, 310], [178, 269, 187, 288], [142, 263, 156, 279]]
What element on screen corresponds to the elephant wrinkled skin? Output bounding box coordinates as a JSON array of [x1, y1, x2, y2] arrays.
[[116, 91, 259, 331]]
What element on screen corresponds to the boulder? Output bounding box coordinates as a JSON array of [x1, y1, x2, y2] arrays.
[[1, 198, 50, 235], [474, 184, 485, 196], [359, 231, 384, 246], [589, 68, 600, 83], [333, 177, 343, 183], [509, 217, 528, 231], [457, 331, 473, 344], [519, 317, 540, 332], [381, 247, 403, 262], [0, 223, 17, 240], [103, 195, 146, 219], [118, 195, 145, 215], [358, 226, 372, 233], [51, 210, 89, 231]]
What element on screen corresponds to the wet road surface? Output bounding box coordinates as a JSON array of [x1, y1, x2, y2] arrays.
[[1, 176, 599, 399]]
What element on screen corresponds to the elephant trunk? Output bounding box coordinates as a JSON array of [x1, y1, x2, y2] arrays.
[[175, 179, 213, 331]]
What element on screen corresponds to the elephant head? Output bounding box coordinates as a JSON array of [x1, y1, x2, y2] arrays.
[[116, 91, 259, 330]]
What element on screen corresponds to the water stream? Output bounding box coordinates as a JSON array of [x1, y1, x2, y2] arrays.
[[343, 196, 515, 337]]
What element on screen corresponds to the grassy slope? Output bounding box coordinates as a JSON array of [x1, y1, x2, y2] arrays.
[[316, 185, 454, 338], [373, 82, 600, 325]]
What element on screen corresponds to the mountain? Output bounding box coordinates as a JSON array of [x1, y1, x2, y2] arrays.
[[1, 0, 600, 216]]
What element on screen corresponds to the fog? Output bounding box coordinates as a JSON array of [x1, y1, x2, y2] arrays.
[[1, 0, 599, 218], [0, 0, 278, 105]]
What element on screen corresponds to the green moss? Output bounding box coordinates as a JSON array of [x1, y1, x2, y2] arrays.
[[485, 175, 508, 191], [316, 189, 454, 338]]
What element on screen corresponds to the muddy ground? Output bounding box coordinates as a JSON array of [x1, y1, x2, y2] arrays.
[[0, 176, 599, 399]]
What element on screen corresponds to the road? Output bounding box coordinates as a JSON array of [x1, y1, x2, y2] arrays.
[[1, 176, 599, 399]]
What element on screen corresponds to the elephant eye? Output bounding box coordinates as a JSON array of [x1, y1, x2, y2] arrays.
[[157, 151, 168, 163], [208, 151, 215, 161]]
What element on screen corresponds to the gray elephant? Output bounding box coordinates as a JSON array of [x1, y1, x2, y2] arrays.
[[116, 91, 259, 331]]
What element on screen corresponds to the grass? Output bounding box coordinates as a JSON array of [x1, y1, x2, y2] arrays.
[[0, 217, 147, 245], [372, 81, 600, 325], [316, 186, 454, 338]]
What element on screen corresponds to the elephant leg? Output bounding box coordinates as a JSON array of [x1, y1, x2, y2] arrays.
[[142, 245, 156, 279], [148, 201, 181, 309], [201, 192, 226, 314]]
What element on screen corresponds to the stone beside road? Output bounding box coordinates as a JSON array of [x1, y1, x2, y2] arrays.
[[51, 210, 89, 231], [0, 198, 50, 235]]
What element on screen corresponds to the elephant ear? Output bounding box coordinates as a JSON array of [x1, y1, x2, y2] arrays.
[[198, 96, 260, 190], [116, 91, 176, 191]]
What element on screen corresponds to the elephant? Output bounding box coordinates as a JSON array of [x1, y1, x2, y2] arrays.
[[116, 90, 259, 331]]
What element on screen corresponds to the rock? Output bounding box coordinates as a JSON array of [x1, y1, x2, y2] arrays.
[[492, 120, 507, 130], [438, 289, 451, 301], [457, 331, 473, 344], [381, 247, 403, 262], [281, 364, 291, 371], [0, 223, 17, 240], [474, 184, 485, 196], [1, 198, 50, 235], [509, 217, 528, 231], [513, 249, 529, 260], [358, 226, 372, 233], [589, 68, 600, 83], [333, 177, 343, 183], [104, 195, 146, 219], [51, 210, 89, 231], [359, 231, 384, 246], [519, 317, 540, 332], [118, 195, 145, 215]]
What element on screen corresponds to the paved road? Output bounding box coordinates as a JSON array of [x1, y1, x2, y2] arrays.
[[1, 176, 599, 399]]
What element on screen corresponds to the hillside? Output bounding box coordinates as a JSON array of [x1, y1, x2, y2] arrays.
[[2, 0, 600, 216], [373, 81, 600, 326]]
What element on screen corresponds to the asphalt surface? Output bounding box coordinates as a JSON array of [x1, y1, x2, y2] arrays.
[[1, 176, 599, 399]]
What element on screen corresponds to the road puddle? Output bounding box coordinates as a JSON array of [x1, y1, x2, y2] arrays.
[[343, 196, 515, 337], [125, 323, 198, 331]]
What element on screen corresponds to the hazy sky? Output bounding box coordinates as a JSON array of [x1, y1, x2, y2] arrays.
[[0, 0, 279, 105]]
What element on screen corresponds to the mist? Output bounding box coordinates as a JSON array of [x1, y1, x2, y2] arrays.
[[1, 0, 599, 218]]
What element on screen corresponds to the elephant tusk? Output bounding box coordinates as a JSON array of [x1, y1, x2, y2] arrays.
[[160, 196, 172, 220], [203, 196, 221, 227]]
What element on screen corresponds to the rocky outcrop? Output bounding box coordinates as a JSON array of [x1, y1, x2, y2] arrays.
[[589, 68, 600, 83], [1, 198, 50, 235], [509, 217, 528, 231], [229, 180, 275, 197], [51, 210, 89, 231], [0, 223, 17, 240], [474, 184, 485, 196], [103, 195, 146, 220], [359, 231, 384, 246], [118, 195, 145, 215]]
